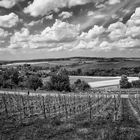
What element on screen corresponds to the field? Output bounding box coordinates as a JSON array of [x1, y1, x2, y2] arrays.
[[2, 57, 140, 70], [69, 76, 119, 84], [0, 89, 140, 140], [70, 76, 138, 88]]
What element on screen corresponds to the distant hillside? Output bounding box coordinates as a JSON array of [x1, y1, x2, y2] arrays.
[[1, 57, 140, 65]]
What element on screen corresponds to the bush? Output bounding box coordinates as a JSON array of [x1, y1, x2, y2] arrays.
[[131, 80, 140, 88], [119, 75, 131, 89], [71, 79, 90, 91]]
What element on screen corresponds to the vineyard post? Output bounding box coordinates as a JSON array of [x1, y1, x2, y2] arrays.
[[42, 96, 47, 119], [54, 94, 58, 116], [58, 93, 61, 117], [74, 93, 76, 116], [21, 95, 26, 118], [98, 94, 99, 113], [113, 95, 117, 121], [18, 95, 23, 124], [48, 94, 51, 119], [2, 95, 8, 118], [64, 95, 68, 121], [88, 95, 92, 120]]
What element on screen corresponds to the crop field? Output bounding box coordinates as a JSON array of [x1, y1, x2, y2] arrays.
[[0, 89, 140, 140], [69, 76, 119, 84]]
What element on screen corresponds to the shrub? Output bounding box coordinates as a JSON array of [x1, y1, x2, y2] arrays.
[[71, 79, 90, 91], [131, 80, 140, 88], [119, 75, 131, 89]]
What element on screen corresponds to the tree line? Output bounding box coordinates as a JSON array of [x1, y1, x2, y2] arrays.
[[0, 68, 90, 92]]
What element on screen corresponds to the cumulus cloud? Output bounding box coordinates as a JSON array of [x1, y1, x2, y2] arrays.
[[0, 28, 9, 38], [59, 11, 73, 19], [108, 22, 126, 41], [72, 38, 99, 50], [39, 19, 80, 42], [0, 0, 25, 8], [9, 28, 30, 49], [7, 6, 140, 53], [80, 25, 105, 39], [24, 0, 92, 17], [0, 13, 19, 28], [9, 20, 80, 50], [111, 37, 140, 50], [127, 7, 140, 26]]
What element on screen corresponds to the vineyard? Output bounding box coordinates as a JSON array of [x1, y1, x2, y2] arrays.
[[0, 89, 140, 140]]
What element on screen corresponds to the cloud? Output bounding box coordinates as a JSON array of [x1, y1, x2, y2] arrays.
[[9, 28, 30, 49], [9, 20, 80, 50], [0, 28, 10, 45], [24, 0, 92, 17], [80, 25, 105, 39], [72, 38, 100, 50], [46, 14, 53, 20], [87, 11, 94, 16], [26, 20, 42, 27], [108, 0, 120, 5], [0, 13, 19, 28], [0, 0, 25, 8], [0, 28, 9, 38], [7, 6, 140, 53], [59, 11, 73, 19], [112, 37, 140, 50], [127, 7, 140, 27], [108, 22, 126, 41], [39, 19, 80, 42]]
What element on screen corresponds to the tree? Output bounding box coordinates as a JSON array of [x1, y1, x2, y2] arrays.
[[119, 75, 131, 89], [44, 68, 71, 92], [27, 75, 43, 91], [11, 69, 20, 86]]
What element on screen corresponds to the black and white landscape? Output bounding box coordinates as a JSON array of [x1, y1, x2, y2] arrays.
[[0, 0, 140, 140]]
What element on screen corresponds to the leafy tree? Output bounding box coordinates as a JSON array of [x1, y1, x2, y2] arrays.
[[44, 68, 71, 92], [27, 75, 43, 91], [119, 75, 131, 89], [11, 69, 20, 86]]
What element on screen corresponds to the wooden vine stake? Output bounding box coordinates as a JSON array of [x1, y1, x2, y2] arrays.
[[2, 95, 8, 118], [42, 96, 47, 119], [64, 95, 68, 121]]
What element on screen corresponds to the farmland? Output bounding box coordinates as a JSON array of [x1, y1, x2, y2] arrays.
[[2, 57, 140, 70], [0, 57, 140, 139], [70, 76, 138, 88], [0, 89, 140, 140]]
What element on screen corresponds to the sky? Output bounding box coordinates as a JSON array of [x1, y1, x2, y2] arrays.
[[0, 0, 140, 60]]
